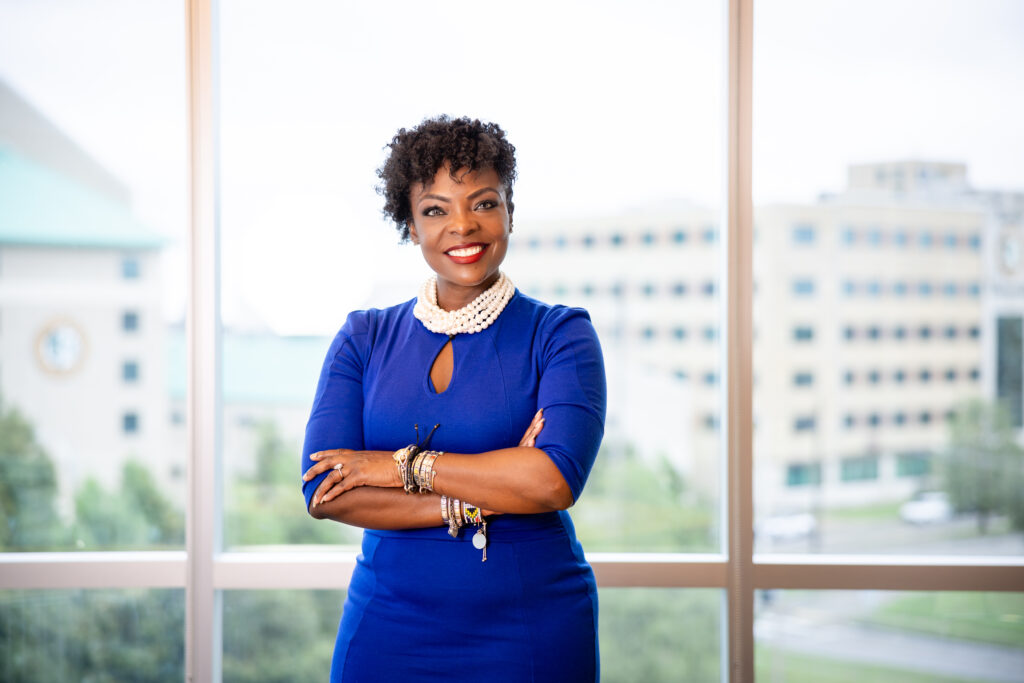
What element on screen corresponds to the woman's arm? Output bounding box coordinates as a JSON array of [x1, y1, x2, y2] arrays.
[[306, 411, 556, 523]]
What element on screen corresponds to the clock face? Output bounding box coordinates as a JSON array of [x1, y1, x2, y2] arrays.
[[36, 321, 87, 374]]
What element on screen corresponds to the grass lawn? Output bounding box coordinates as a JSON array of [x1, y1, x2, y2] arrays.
[[822, 501, 902, 521], [755, 647, 986, 683], [866, 592, 1024, 649]]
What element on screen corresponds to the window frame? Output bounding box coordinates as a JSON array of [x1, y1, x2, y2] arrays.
[[0, 3, 1020, 683]]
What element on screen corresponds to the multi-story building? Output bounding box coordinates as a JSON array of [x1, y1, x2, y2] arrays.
[[0, 80, 172, 511], [508, 160, 1020, 517]]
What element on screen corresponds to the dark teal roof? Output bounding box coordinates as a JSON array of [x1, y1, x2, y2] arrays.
[[0, 147, 164, 249], [167, 329, 332, 405]]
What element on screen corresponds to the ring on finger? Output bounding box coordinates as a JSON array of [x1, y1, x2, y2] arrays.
[[333, 463, 343, 472]]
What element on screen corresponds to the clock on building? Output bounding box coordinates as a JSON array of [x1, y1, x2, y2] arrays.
[[35, 320, 87, 375]]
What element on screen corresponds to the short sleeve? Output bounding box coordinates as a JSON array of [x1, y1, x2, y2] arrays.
[[533, 307, 607, 503], [300, 311, 369, 510]]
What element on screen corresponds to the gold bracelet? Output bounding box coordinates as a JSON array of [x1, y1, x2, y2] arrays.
[[416, 450, 443, 492]]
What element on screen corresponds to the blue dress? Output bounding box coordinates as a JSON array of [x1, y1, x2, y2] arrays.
[[301, 291, 607, 682]]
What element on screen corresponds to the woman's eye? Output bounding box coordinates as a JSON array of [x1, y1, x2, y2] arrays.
[[423, 206, 444, 217], [475, 200, 497, 210]]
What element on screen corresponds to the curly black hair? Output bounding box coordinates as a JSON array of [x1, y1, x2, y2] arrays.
[[376, 115, 517, 241]]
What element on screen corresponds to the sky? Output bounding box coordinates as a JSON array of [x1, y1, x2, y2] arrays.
[[2, 0, 1022, 335]]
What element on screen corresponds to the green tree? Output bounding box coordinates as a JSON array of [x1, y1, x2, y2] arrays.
[[944, 399, 1024, 533], [71, 460, 184, 549], [0, 398, 64, 550], [226, 420, 356, 547]]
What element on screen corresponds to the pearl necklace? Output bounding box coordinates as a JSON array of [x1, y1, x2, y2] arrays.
[[413, 272, 515, 335]]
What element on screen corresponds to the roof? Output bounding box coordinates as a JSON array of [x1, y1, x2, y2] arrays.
[[167, 329, 333, 406], [0, 147, 164, 249]]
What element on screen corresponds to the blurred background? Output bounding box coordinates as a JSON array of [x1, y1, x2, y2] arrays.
[[1, 0, 1021, 680]]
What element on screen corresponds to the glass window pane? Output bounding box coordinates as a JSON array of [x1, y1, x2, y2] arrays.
[[753, 0, 1024, 556], [219, 0, 725, 552], [756, 590, 1024, 682], [0, 2, 187, 550], [0, 589, 184, 681], [222, 588, 721, 683]]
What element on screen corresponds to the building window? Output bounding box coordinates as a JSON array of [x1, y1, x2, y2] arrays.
[[968, 325, 980, 339], [581, 234, 596, 249], [944, 368, 958, 382], [897, 452, 932, 477], [893, 411, 907, 426], [843, 326, 856, 341], [892, 325, 907, 340], [843, 280, 856, 296], [609, 233, 625, 247], [968, 233, 981, 250], [866, 281, 881, 296], [918, 231, 934, 248], [843, 414, 856, 429], [919, 411, 933, 425], [918, 325, 932, 340], [122, 256, 140, 279], [917, 281, 933, 296], [944, 232, 958, 248], [793, 372, 814, 387], [867, 369, 881, 384], [703, 371, 718, 386], [969, 367, 981, 382], [892, 281, 908, 296], [918, 369, 932, 382], [893, 230, 909, 247], [703, 326, 717, 342], [671, 282, 687, 297], [671, 229, 687, 244], [553, 236, 567, 249], [527, 237, 541, 250], [642, 283, 657, 297], [672, 326, 687, 340], [793, 415, 816, 432], [867, 325, 882, 340], [122, 361, 139, 383], [122, 311, 140, 332], [641, 326, 656, 341], [703, 414, 719, 431], [997, 317, 1023, 427], [641, 231, 656, 246], [841, 455, 879, 482], [792, 279, 815, 296], [968, 282, 981, 297], [867, 229, 883, 246], [867, 412, 881, 427], [943, 282, 958, 297], [793, 326, 814, 342], [123, 412, 139, 434], [702, 281, 716, 297], [581, 283, 594, 297], [786, 462, 822, 487], [842, 226, 856, 244], [792, 224, 816, 244], [944, 325, 958, 339], [843, 370, 854, 384], [893, 369, 906, 383], [702, 226, 717, 243], [610, 282, 624, 298]]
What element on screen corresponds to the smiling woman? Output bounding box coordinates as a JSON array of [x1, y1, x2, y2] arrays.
[[299, 116, 607, 682]]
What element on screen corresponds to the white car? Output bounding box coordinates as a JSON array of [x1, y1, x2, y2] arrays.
[[900, 491, 953, 524], [757, 511, 817, 542]]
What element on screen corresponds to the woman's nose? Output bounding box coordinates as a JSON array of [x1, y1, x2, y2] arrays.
[[448, 207, 479, 234]]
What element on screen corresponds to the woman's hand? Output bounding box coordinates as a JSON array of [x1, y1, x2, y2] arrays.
[[304, 449, 400, 507], [519, 409, 544, 447]]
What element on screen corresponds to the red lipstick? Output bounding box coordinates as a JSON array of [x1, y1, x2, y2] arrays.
[[445, 243, 488, 264]]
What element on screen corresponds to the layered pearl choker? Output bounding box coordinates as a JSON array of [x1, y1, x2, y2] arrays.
[[413, 272, 515, 335]]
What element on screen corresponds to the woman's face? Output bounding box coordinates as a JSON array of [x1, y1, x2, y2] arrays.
[[408, 164, 511, 311]]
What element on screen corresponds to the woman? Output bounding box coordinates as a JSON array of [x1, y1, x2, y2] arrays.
[[300, 115, 606, 682]]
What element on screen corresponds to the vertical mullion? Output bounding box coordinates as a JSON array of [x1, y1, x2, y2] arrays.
[[186, 0, 222, 680], [725, 0, 755, 681]]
